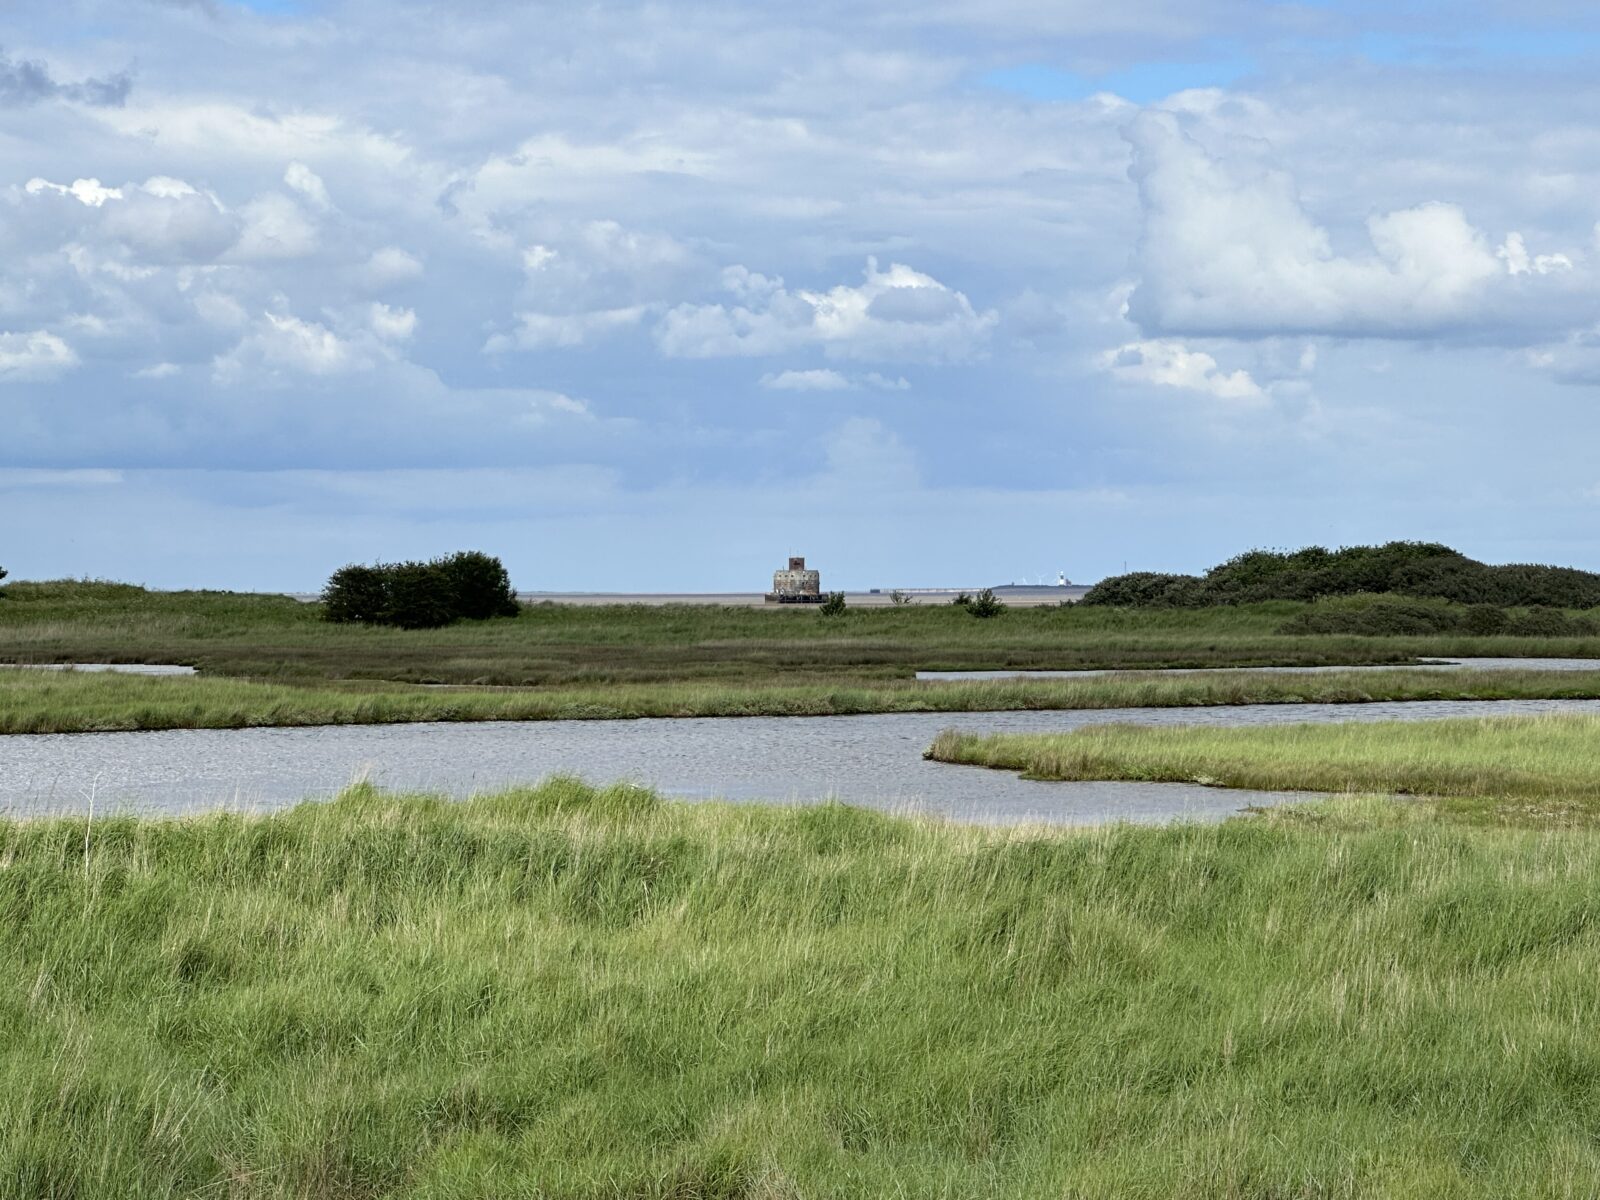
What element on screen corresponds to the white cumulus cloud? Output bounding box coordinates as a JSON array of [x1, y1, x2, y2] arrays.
[[283, 162, 333, 211], [359, 247, 424, 289], [0, 331, 79, 381], [369, 303, 417, 342], [1101, 339, 1266, 404], [656, 258, 996, 363], [24, 177, 123, 206], [213, 312, 368, 382], [1498, 232, 1572, 277], [1123, 112, 1580, 341]]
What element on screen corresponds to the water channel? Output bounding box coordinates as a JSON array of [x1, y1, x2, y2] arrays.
[[915, 657, 1600, 680], [5, 696, 1599, 827]]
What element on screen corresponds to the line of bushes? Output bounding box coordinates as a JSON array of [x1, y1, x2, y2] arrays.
[[321, 551, 520, 629], [1082, 541, 1600, 610]]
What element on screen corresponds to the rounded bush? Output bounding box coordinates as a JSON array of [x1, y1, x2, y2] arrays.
[[321, 552, 521, 629]]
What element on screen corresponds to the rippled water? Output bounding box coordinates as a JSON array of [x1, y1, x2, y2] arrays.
[[5, 697, 1597, 827], [915, 657, 1600, 681]]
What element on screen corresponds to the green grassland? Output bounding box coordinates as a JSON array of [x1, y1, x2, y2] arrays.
[[9, 664, 1600, 734], [3, 581, 1600, 733], [927, 713, 1600, 824], [6, 580, 1600, 686], [7, 779, 1600, 1197]]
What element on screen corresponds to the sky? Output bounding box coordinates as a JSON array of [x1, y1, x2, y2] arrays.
[[5, 1, 1600, 590]]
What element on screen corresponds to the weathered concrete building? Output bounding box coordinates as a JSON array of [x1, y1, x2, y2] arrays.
[[767, 556, 824, 603]]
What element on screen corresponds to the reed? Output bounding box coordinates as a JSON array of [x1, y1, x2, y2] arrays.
[[6, 780, 1600, 1195]]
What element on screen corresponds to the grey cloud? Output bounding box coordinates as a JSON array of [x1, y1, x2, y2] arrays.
[[100, 189, 240, 264], [0, 49, 130, 108], [865, 285, 966, 323], [13, 0, 1600, 591]]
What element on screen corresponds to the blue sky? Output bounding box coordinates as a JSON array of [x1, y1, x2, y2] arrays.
[[5, 0, 1600, 590]]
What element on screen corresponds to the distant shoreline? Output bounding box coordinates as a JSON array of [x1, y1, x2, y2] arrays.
[[280, 586, 1095, 606], [512, 586, 1094, 607]]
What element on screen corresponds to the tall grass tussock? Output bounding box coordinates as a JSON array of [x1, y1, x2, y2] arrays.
[[8, 779, 1600, 1195]]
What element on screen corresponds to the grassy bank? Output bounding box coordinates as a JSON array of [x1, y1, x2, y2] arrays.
[[7, 781, 1600, 1196], [6, 580, 1600, 687], [928, 713, 1600, 823], [8, 665, 1600, 734]]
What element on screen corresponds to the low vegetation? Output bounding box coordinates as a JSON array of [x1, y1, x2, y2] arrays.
[[10, 664, 1600, 734], [928, 713, 1600, 823], [1084, 540, 1600, 609], [6, 580, 1600, 690], [7, 779, 1600, 1196], [1279, 593, 1598, 637], [961, 586, 1006, 618], [0, 578, 1597, 731]]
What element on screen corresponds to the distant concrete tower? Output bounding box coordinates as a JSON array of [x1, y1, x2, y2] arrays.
[[767, 555, 824, 603]]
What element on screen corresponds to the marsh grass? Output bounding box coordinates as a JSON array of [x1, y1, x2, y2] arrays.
[[6, 581, 1600, 688], [7, 665, 1600, 734], [7, 781, 1600, 1196], [928, 713, 1600, 823]]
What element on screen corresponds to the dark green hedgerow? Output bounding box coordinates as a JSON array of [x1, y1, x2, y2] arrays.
[[1084, 541, 1600, 610]]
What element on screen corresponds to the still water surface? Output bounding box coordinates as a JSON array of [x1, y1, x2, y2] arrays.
[[5, 697, 1598, 827], [10, 663, 198, 676]]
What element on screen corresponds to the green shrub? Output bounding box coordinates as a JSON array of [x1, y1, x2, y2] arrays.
[[1080, 571, 1204, 607], [438, 551, 520, 620], [1462, 604, 1509, 636], [384, 561, 458, 630], [819, 591, 847, 616], [1491, 564, 1600, 608], [1086, 541, 1600, 610], [1279, 596, 1600, 638], [321, 553, 521, 629], [965, 588, 1005, 618], [1503, 607, 1598, 638], [321, 564, 389, 624], [1278, 597, 1463, 636]]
